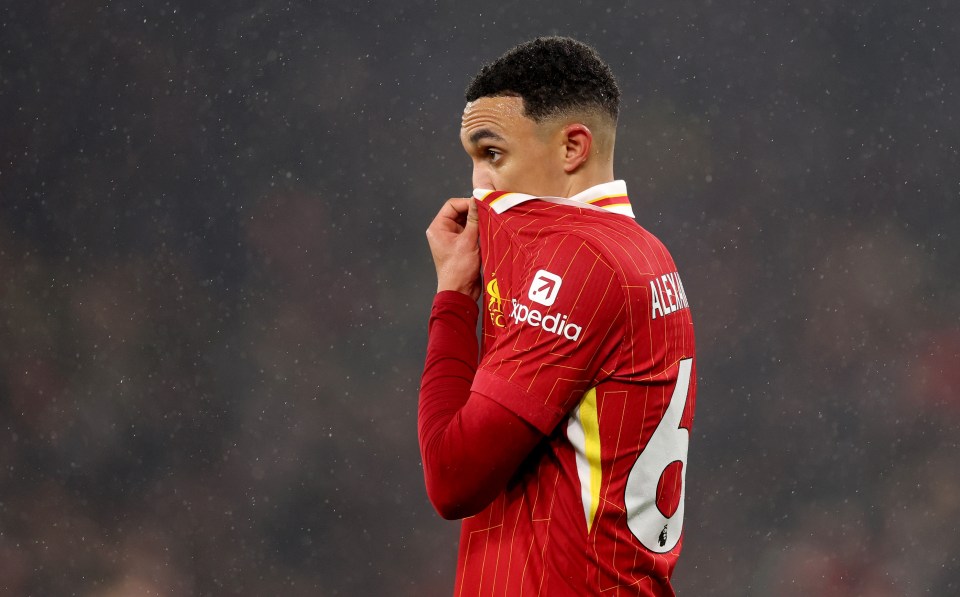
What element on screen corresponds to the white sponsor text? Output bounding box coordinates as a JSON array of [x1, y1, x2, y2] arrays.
[[510, 299, 583, 341]]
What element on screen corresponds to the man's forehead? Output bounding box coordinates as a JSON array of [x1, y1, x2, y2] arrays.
[[461, 96, 526, 133]]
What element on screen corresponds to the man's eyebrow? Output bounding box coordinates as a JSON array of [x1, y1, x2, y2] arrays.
[[468, 128, 504, 145]]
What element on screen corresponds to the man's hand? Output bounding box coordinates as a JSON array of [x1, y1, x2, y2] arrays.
[[426, 198, 481, 301]]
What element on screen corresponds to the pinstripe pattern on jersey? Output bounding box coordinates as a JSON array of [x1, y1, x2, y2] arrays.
[[458, 183, 696, 596]]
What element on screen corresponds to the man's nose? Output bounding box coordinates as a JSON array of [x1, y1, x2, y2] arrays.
[[472, 165, 494, 190]]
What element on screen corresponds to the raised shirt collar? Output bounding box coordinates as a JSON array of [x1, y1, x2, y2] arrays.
[[473, 180, 634, 218]]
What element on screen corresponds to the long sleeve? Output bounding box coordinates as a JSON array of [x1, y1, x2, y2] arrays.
[[418, 291, 543, 519]]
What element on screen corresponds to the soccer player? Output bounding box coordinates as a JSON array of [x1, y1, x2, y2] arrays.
[[420, 37, 697, 596]]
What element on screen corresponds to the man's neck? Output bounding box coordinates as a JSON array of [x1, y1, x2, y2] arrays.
[[560, 166, 616, 198]]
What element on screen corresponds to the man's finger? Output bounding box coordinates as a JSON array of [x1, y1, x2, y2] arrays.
[[457, 198, 480, 247], [438, 198, 471, 220], [467, 197, 479, 225], [428, 198, 471, 234], [463, 198, 479, 232], [435, 198, 470, 224]]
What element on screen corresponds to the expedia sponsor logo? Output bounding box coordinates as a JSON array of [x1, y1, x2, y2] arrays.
[[509, 299, 583, 341], [528, 269, 562, 306]]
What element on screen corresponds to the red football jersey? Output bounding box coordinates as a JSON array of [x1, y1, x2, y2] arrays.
[[459, 180, 697, 596]]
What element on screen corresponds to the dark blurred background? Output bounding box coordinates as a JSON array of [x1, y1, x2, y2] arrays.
[[1, 1, 958, 595]]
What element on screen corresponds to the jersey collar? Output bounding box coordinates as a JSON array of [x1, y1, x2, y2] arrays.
[[473, 180, 635, 218]]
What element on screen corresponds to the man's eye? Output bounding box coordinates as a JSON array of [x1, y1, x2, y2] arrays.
[[486, 149, 502, 163]]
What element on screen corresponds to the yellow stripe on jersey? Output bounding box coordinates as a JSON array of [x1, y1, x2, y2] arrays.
[[597, 202, 632, 209], [580, 387, 602, 532], [586, 193, 626, 204], [568, 386, 604, 533], [487, 192, 515, 206]]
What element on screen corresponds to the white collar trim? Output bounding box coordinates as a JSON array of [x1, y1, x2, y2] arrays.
[[473, 180, 634, 218]]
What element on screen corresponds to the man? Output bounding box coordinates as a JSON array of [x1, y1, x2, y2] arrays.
[[420, 37, 697, 596]]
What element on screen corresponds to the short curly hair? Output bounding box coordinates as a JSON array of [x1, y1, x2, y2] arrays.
[[465, 37, 620, 123]]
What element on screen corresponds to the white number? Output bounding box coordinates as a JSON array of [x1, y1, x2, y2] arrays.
[[625, 358, 692, 553]]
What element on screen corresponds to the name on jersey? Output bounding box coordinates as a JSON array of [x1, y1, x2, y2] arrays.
[[651, 271, 690, 320], [510, 299, 583, 341]]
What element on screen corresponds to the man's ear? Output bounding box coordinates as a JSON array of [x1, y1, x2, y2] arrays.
[[561, 124, 593, 173]]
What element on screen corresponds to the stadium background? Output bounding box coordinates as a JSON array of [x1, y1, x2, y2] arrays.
[[1, 2, 958, 595]]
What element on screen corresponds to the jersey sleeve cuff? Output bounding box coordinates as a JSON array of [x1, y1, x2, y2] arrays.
[[472, 369, 565, 435], [433, 290, 479, 311]]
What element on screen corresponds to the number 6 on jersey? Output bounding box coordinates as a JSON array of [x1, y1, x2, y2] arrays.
[[625, 358, 693, 553]]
